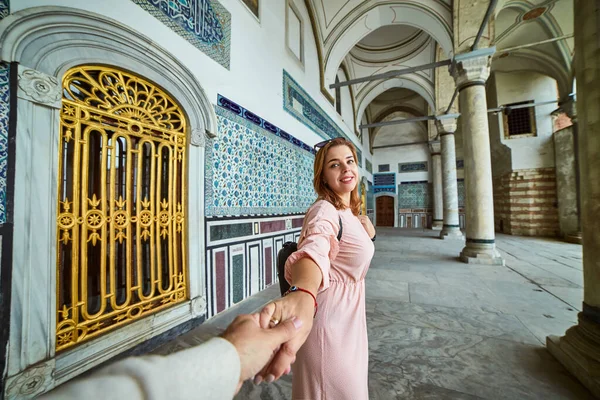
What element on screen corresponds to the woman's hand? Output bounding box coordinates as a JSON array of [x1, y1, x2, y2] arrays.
[[254, 290, 316, 383], [358, 215, 376, 239]]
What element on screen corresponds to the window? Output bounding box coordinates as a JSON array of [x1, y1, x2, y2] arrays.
[[335, 75, 342, 115], [378, 164, 390, 172], [286, 1, 303, 64], [503, 100, 537, 138], [57, 65, 188, 351]]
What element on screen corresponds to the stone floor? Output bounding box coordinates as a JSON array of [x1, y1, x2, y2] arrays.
[[153, 228, 593, 399]]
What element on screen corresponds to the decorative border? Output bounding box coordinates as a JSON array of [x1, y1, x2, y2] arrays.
[[131, 0, 231, 69], [217, 94, 314, 154], [373, 172, 396, 194], [0, 63, 8, 224], [283, 69, 349, 142], [399, 161, 428, 173], [0, 0, 8, 21]]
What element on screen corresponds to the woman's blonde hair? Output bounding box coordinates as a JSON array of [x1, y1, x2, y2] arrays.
[[313, 138, 362, 216]]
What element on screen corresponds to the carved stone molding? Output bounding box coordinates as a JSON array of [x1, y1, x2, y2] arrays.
[[191, 296, 207, 317], [190, 128, 206, 147], [436, 118, 457, 134], [452, 55, 493, 90], [17, 67, 62, 108], [5, 361, 55, 400]]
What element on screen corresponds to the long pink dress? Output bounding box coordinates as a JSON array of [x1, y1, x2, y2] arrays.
[[285, 200, 375, 399]]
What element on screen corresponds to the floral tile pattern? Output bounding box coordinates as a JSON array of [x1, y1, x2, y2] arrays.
[[0, 63, 9, 224], [398, 181, 431, 209], [131, 0, 231, 69], [205, 100, 316, 217]]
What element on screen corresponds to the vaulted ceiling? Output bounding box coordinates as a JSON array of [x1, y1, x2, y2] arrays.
[[304, 0, 574, 150]]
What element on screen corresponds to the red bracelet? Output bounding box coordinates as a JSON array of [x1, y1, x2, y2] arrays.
[[283, 286, 318, 317]]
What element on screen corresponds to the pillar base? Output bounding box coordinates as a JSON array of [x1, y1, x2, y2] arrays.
[[547, 312, 600, 398], [432, 220, 443, 230], [565, 231, 583, 244], [440, 226, 464, 240], [460, 243, 505, 265]]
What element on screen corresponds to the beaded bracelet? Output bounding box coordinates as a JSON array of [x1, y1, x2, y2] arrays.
[[283, 286, 318, 317]]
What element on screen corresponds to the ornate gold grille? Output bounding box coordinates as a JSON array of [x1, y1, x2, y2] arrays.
[[56, 66, 188, 351]]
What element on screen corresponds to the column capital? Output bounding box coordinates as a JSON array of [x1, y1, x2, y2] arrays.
[[429, 141, 441, 154], [435, 117, 457, 135], [560, 97, 577, 122], [452, 54, 493, 90]]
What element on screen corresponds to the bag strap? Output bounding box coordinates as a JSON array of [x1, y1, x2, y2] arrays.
[[337, 216, 343, 241]]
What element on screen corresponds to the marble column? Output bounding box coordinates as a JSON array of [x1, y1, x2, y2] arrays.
[[430, 141, 443, 230], [562, 100, 583, 244], [437, 118, 464, 240], [452, 53, 504, 265], [547, 1, 600, 396]]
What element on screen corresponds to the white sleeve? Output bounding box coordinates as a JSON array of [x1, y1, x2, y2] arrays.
[[39, 337, 241, 400]]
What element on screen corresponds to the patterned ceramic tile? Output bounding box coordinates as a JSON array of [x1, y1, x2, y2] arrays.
[[356, 148, 363, 168], [367, 180, 374, 210], [399, 162, 428, 173], [456, 159, 464, 169], [374, 173, 396, 194], [283, 70, 350, 142], [131, 0, 231, 69], [0, 63, 9, 224], [366, 159, 373, 174], [0, 0, 8, 20], [398, 181, 431, 209], [458, 179, 465, 208], [205, 103, 316, 217], [378, 164, 390, 172]]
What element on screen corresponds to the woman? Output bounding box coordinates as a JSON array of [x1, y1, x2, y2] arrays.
[[258, 137, 376, 399]]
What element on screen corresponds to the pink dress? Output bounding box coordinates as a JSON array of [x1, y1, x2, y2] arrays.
[[285, 200, 375, 400]]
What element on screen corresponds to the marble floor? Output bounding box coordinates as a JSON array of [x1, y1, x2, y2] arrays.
[[153, 228, 593, 399]]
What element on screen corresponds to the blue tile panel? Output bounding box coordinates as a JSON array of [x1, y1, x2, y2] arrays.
[[399, 161, 428, 173], [366, 180, 374, 210], [131, 0, 231, 69], [205, 103, 316, 217], [0, 0, 8, 20], [373, 173, 396, 194], [366, 159, 372, 174], [378, 164, 390, 172], [283, 70, 350, 142], [356, 148, 362, 168], [0, 63, 9, 224], [456, 159, 464, 169], [398, 181, 431, 209], [458, 179, 465, 208], [217, 95, 315, 154]]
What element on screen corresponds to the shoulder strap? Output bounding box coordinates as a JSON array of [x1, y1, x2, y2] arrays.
[[337, 216, 343, 241]]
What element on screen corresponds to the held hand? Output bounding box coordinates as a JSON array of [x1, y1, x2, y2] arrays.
[[221, 313, 303, 394], [254, 292, 316, 383], [358, 215, 376, 239]]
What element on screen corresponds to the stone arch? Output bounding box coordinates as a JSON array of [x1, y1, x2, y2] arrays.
[[356, 76, 434, 132], [0, 7, 212, 395], [0, 6, 217, 143], [324, 1, 453, 94], [369, 105, 427, 151]]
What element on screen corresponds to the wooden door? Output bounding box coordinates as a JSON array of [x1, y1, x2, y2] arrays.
[[376, 196, 394, 227]]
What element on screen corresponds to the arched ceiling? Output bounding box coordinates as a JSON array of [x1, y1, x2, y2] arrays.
[[492, 0, 573, 98]]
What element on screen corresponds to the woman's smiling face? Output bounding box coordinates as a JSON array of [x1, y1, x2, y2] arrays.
[[322, 144, 358, 200]]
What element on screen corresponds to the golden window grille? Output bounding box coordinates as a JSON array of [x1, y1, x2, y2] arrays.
[[56, 65, 188, 352]]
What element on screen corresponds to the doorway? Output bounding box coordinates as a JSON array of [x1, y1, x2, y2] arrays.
[[376, 196, 394, 227]]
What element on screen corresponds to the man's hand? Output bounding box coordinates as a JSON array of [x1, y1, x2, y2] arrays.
[[221, 313, 302, 393], [358, 215, 376, 239]]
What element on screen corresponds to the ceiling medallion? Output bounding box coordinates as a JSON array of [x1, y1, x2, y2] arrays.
[[523, 7, 546, 21]]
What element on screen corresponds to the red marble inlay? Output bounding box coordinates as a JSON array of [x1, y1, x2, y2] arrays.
[[260, 220, 286, 233], [264, 247, 273, 285], [292, 218, 304, 228], [523, 7, 546, 20], [215, 251, 226, 313]]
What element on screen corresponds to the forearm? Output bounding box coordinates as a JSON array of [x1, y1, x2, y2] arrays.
[[290, 257, 322, 295]]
